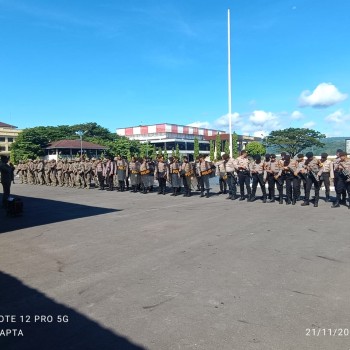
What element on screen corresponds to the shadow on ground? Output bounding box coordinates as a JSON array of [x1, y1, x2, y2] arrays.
[[0, 271, 145, 350], [0, 196, 120, 234]]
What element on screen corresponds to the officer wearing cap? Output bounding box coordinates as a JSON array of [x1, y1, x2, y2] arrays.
[[250, 154, 267, 203], [333, 149, 347, 205]]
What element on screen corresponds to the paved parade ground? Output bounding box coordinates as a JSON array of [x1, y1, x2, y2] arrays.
[[1, 183, 350, 350]]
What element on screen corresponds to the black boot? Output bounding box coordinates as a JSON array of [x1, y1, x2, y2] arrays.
[[239, 195, 245, 201], [279, 196, 284, 204], [314, 194, 319, 207], [171, 188, 175, 196], [188, 189, 191, 197], [206, 189, 210, 198], [262, 195, 267, 203], [269, 197, 275, 203], [200, 191, 205, 197], [286, 197, 291, 205], [226, 191, 233, 199], [250, 192, 256, 202], [175, 188, 178, 196], [292, 198, 296, 205], [325, 192, 330, 202], [341, 192, 347, 205], [332, 200, 340, 208], [301, 200, 309, 206]]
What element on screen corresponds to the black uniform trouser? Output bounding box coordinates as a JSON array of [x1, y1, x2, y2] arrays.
[[267, 174, 283, 198], [319, 172, 331, 195], [238, 171, 251, 197], [252, 173, 266, 196], [335, 176, 350, 199], [182, 175, 191, 193], [200, 175, 210, 191], [334, 171, 346, 198], [292, 177, 301, 200], [108, 174, 114, 190], [227, 173, 237, 196], [97, 172, 104, 189], [304, 174, 320, 201], [219, 175, 227, 192], [281, 174, 293, 200], [158, 176, 167, 193]]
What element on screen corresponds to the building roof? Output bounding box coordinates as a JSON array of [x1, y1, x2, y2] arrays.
[[0, 122, 17, 129], [45, 139, 107, 150], [116, 123, 224, 137], [204, 134, 262, 142]]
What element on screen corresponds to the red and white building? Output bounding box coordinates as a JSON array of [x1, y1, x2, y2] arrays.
[[116, 123, 225, 160]]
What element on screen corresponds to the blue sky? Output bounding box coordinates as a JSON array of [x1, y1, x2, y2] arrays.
[[1, 0, 350, 136]]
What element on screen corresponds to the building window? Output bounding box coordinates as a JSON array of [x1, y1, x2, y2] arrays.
[[0, 137, 5, 142], [7, 137, 14, 143], [0, 146, 6, 151], [199, 143, 210, 151], [186, 142, 194, 151]]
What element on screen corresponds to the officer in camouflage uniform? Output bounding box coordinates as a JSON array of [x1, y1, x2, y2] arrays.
[[37, 159, 45, 185], [75, 158, 85, 189], [27, 159, 35, 184], [84, 158, 93, 189], [56, 158, 64, 186]]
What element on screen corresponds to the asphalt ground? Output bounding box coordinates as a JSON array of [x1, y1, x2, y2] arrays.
[[0, 182, 350, 350]]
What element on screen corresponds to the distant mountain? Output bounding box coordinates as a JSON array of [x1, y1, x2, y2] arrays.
[[266, 137, 350, 156]]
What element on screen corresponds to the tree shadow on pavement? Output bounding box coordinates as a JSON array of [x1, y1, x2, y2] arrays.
[[0, 196, 120, 234], [0, 271, 146, 350]]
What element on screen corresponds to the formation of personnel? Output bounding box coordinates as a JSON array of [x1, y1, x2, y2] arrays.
[[14, 149, 350, 209]]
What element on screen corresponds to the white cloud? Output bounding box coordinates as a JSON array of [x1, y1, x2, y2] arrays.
[[299, 83, 348, 108], [324, 109, 350, 136], [324, 109, 350, 123], [302, 121, 316, 128], [290, 110, 304, 120]]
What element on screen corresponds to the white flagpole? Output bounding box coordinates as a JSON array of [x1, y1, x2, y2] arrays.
[[227, 9, 233, 158]]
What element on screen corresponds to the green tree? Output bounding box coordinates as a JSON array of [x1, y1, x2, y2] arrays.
[[152, 144, 157, 159], [157, 147, 163, 157], [171, 148, 175, 158], [175, 144, 180, 158], [215, 133, 222, 160], [232, 132, 239, 158], [267, 128, 326, 157], [209, 140, 215, 161], [163, 146, 168, 160], [224, 138, 230, 155], [245, 142, 266, 157], [194, 137, 199, 159]]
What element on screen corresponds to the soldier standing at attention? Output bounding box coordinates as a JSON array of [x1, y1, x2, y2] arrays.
[[68, 159, 75, 187], [236, 150, 252, 201], [301, 152, 322, 207], [250, 155, 267, 203], [84, 158, 93, 189], [317, 153, 333, 202], [223, 154, 238, 200], [180, 156, 193, 197], [216, 156, 228, 195], [332, 151, 350, 208], [106, 157, 116, 191], [169, 156, 181, 196], [129, 156, 140, 193], [95, 159, 104, 190], [27, 159, 35, 184], [197, 154, 212, 198], [115, 155, 128, 192], [56, 158, 64, 186], [140, 156, 151, 194], [332, 149, 347, 205], [37, 159, 45, 185], [278, 154, 294, 205], [265, 154, 283, 203], [155, 156, 168, 195]]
